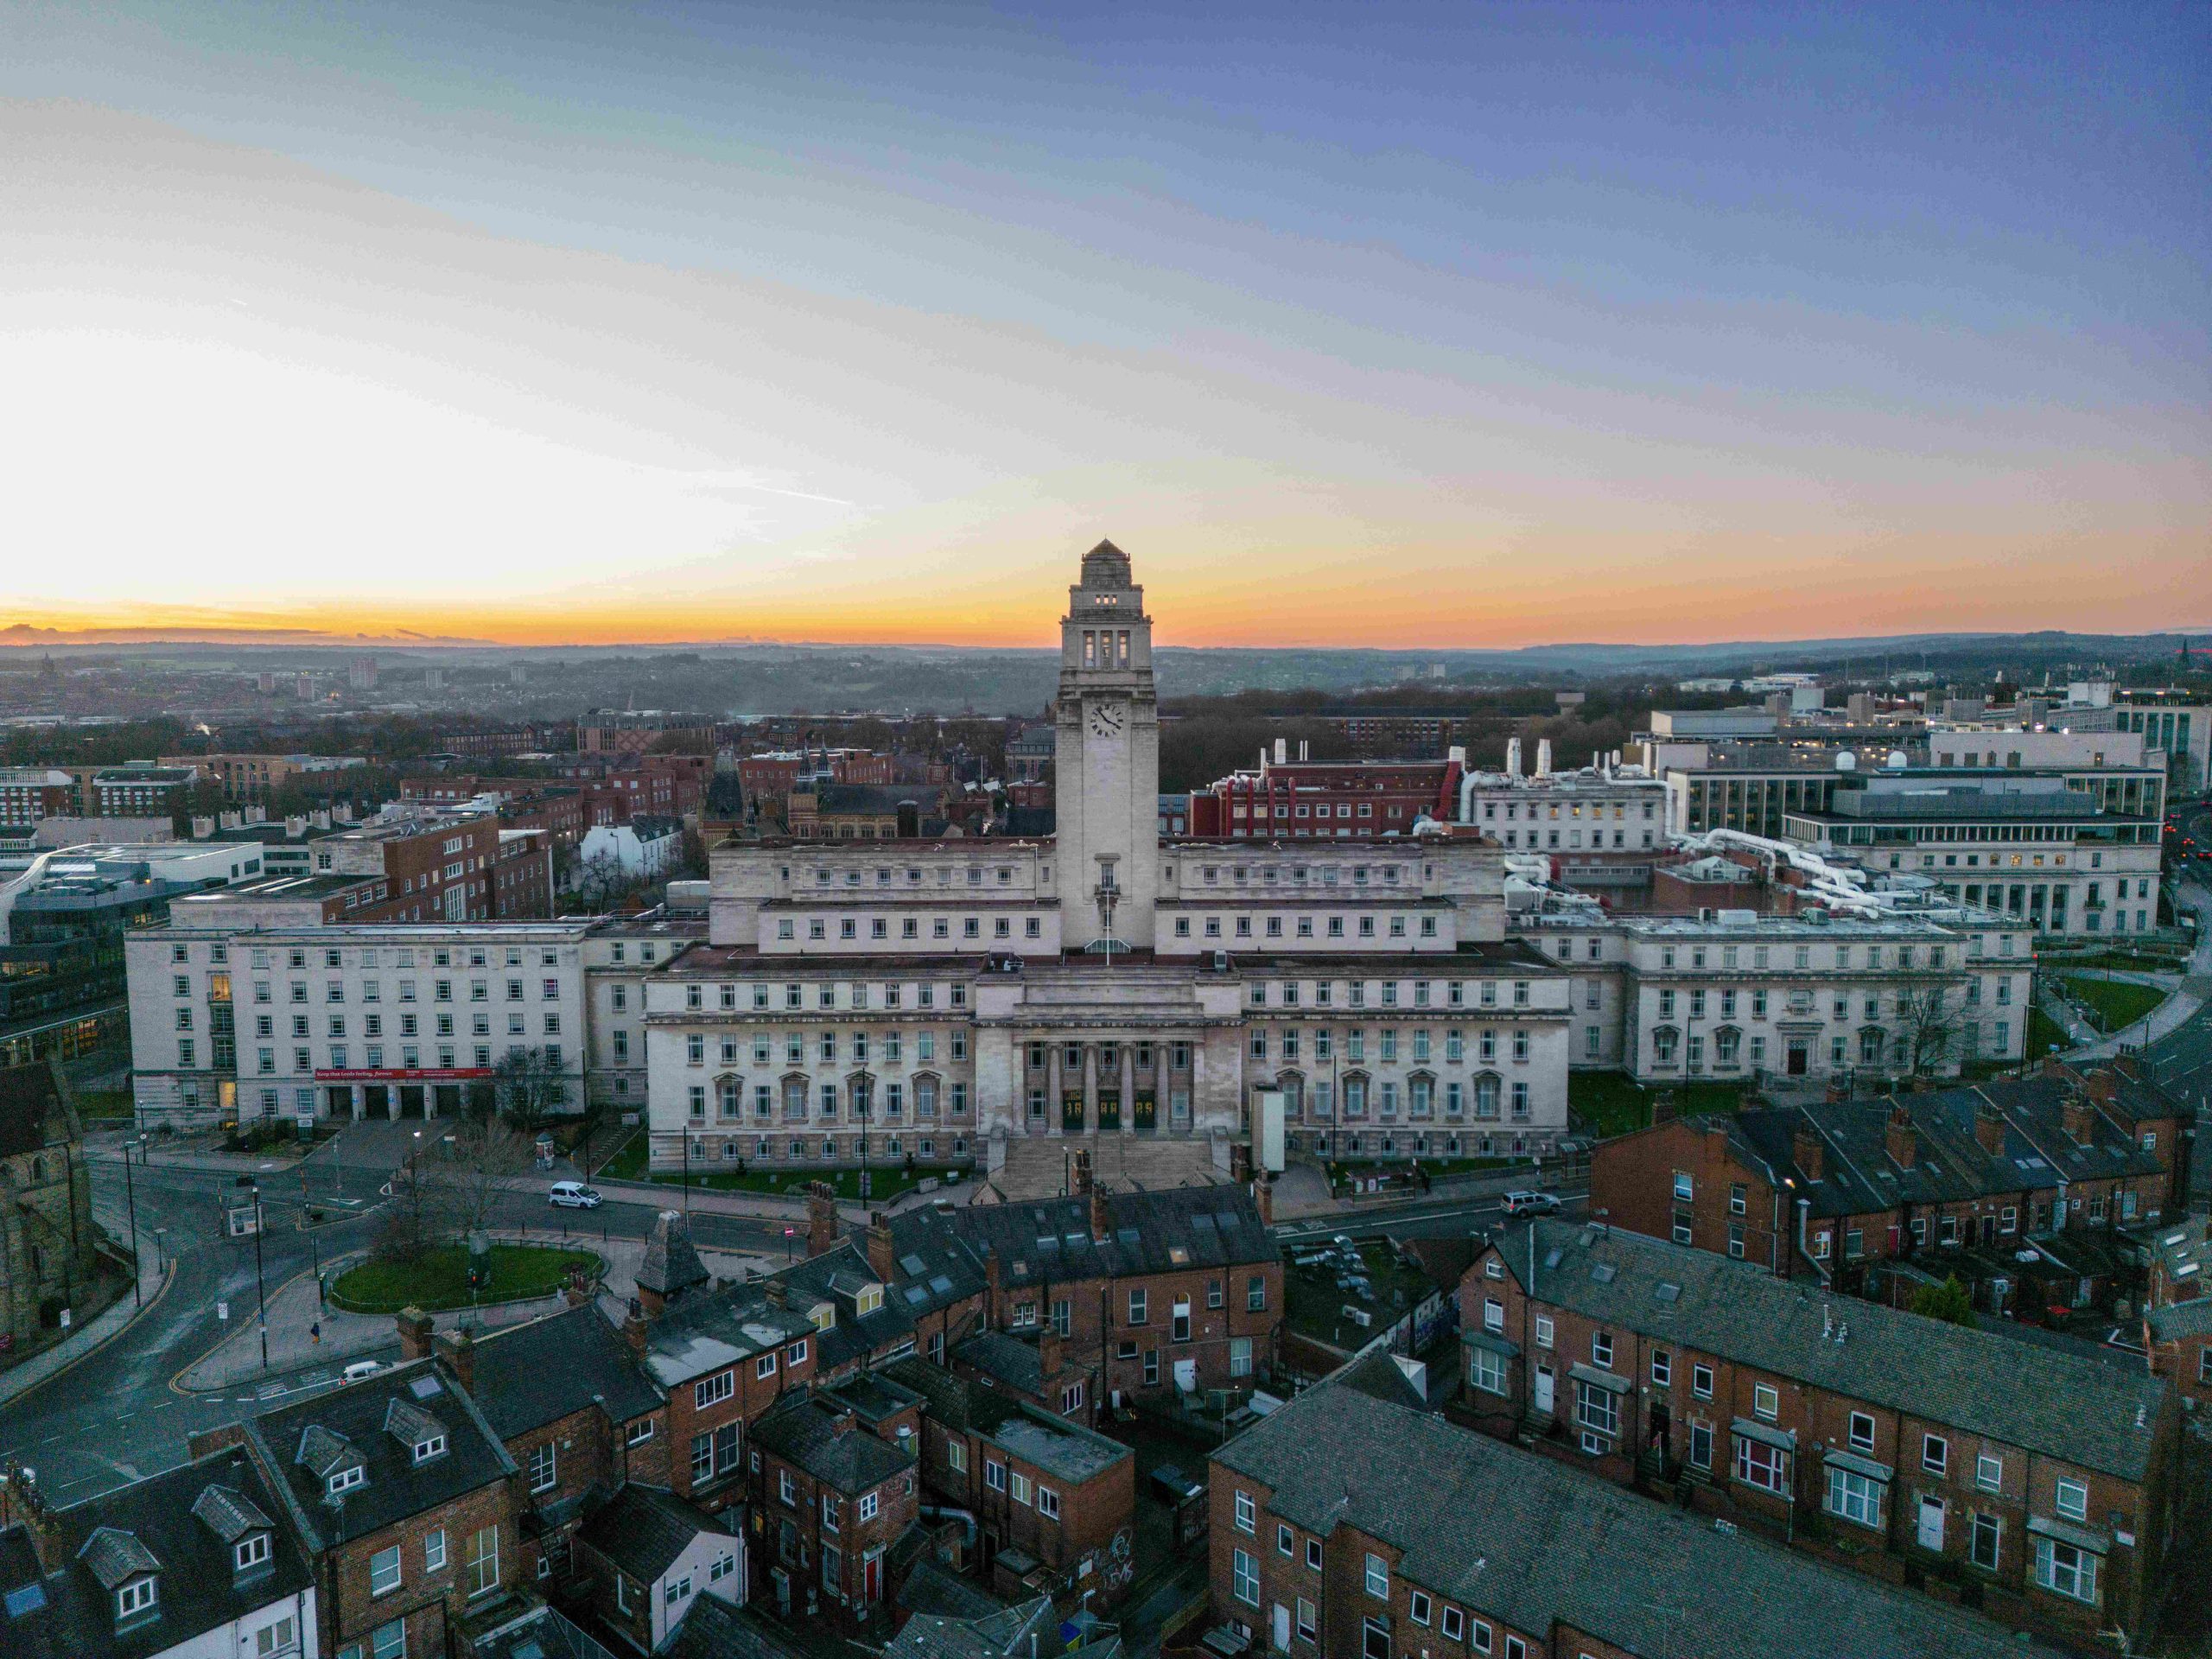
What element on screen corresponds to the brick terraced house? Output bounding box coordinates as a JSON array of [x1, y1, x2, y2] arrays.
[[748, 1391, 920, 1629], [1590, 1058, 2190, 1288], [1457, 1218, 2179, 1646], [212, 1357, 523, 1659], [1209, 1360, 2068, 1659]]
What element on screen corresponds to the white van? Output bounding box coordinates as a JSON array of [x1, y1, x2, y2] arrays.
[[548, 1181, 602, 1210]]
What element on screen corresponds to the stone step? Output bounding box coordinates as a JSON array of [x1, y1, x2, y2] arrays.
[[991, 1134, 1225, 1200]]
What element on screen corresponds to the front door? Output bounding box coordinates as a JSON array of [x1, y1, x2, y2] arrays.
[[1062, 1091, 1085, 1133], [1097, 1091, 1121, 1131], [1917, 1496, 1945, 1551], [1786, 1039, 1809, 1077], [1649, 1402, 1671, 1459], [1535, 1364, 1555, 1416], [1273, 1603, 1291, 1651], [1135, 1091, 1157, 1133], [862, 1548, 883, 1604]]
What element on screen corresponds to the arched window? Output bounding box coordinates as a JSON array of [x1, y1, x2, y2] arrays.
[[913, 1075, 939, 1119], [1473, 1072, 1502, 1120], [29, 1155, 45, 1185], [1713, 1027, 1743, 1068], [1858, 1027, 1886, 1066], [1652, 1027, 1681, 1065]]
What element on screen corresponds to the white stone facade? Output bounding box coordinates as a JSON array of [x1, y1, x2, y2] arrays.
[[128, 922, 591, 1128], [1516, 907, 2034, 1084]]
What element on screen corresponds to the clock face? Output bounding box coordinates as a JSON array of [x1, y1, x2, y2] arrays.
[[1087, 701, 1126, 739]]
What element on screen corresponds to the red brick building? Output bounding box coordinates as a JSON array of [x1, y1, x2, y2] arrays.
[[749, 1391, 920, 1628], [318, 812, 505, 924], [1210, 1357, 2065, 1659], [1456, 1218, 2180, 1645], [1185, 754, 1463, 839], [1589, 1062, 2189, 1293], [882, 1356, 1137, 1604], [2145, 1220, 2212, 1411]]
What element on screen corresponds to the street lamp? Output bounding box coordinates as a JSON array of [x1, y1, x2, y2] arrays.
[[122, 1133, 146, 1309], [244, 1177, 269, 1372], [855, 1066, 874, 1202]]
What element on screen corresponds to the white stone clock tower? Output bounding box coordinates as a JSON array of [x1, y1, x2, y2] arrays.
[[1053, 540, 1160, 951]]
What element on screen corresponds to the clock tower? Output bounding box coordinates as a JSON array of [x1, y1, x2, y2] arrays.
[[1053, 540, 1160, 950]]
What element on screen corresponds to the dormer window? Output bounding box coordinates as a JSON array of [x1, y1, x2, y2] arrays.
[[327, 1465, 365, 1497], [117, 1577, 157, 1621], [412, 1433, 447, 1465], [810, 1303, 836, 1332], [855, 1284, 884, 1317], [234, 1532, 272, 1573]]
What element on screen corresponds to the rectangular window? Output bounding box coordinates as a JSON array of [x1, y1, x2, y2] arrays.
[[1848, 1412, 1875, 1454], [1971, 1512, 2001, 1571], [424, 1527, 447, 1573], [2033, 1536, 2099, 1605], [1363, 1554, 1389, 1598], [1825, 1466, 1883, 1529], [465, 1526, 499, 1598], [1733, 1436, 1789, 1494], [1922, 1433, 1947, 1477], [1232, 1548, 1260, 1606], [1235, 1491, 1255, 1533], [2054, 1477, 2088, 1522], [370, 1545, 403, 1596], [1753, 1382, 1778, 1421]]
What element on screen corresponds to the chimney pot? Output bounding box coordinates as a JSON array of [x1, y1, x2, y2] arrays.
[[395, 1306, 435, 1360]]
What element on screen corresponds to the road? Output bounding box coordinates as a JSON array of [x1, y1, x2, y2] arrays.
[[2129, 807, 2212, 1196], [0, 1141, 802, 1506]]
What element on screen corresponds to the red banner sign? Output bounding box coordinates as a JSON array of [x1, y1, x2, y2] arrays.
[[313, 1067, 493, 1083]]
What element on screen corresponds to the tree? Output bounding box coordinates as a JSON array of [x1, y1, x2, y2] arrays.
[[572, 848, 637, 910], [1895, 983, 1965, 1078], [488, 1046, 572, 1130], [1910, 1275, 1976, 1326]]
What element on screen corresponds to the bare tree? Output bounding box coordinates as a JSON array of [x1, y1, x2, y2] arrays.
[[489, 1046, 572, 1129], [1896, 983, 1965, 1078], [441, 1116, 540, 1240], [572, 849, 635, 909]]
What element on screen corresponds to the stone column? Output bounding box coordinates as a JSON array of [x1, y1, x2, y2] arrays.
[[1119, 1044, 1135, 1135], [1185, 1041, 1200, 1136], [1083, 1043, 1098, 1132], [350, 1084, 365, 1122], [1046, 1040, 1063, 1137]]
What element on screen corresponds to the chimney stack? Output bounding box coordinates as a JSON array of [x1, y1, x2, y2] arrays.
[[1535, 738, 1553, 778], [0, 1463, 61, 1571], [1274, 738, 1287, 765], [1038, 1321, 1063, 1384], [396, 1306, 435, 1361], [1068, 1147, 1094, 1198], [866, 1211, 897, 1284], [433, 1327, 475, 1394], [2063, 1092, 2095, 1145], [1090, 1180, 1112, 1244], [807, 1181, 839, 1258], [1792, 1120, 1825, 1181], [2085, 1068, 2118, 1106], [1974, 1103, 2005, 1156], [1884, 1103, 1917, 1171], [1505, 737, 1522, 778], [1253, 1173, 1274, 1227]]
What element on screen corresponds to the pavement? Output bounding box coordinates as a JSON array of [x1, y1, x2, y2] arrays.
[[173, 1229, 784, 1390], [2063, 871, 2212, 1062], [0, 1207, 169, 1410]]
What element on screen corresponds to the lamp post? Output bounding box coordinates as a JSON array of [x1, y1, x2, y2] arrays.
[[122, 1133, 146, 1309], [855, 1066, 874, 1203], [246, 1178, 269, 1372]]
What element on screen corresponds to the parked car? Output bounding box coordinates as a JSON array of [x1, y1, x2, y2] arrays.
[[548, 1181, 602, 1210], [341, 1359, 386, 1382], [1502, 1190, 1560, 1217]]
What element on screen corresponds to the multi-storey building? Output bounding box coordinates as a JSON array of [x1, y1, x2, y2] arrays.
[[318, 810, 505, 925], [0, 1063, 94, 1357], [1209, 1357, 2063, 1659], [0, 1448, 317, 1659], [1516, 902, 2032, 1081], [1588, 1058, 2187, 1282], [2145, 1220, 2212, 1412], [649, 542, 1563, 1188], [1184, 751, 1462, 840], [1457, 1218, 2179, 1645], [86, 765, 200, 820], [0, 770, 78, 828], [161, 753, 367, 804], [748, 1391, 919, 1628], [1783, 771, 2164, 938], [1455, 755, 1668, 895], [213, 1358, 521, 1659], [126, 921, 592, 1128]]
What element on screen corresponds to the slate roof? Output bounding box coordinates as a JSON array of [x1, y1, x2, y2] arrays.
[[954, 1331, 1044, 1395], [898, 1557, 1009, 1620], [470, 1303, 663, 1439], [643, 1185, 1268, 1388], [750, 1396, 915, 1495], [244, 1359, 516, 1547], [639, 1210, 710, 1300], [577, 1484, 728, 1586], [885, 1593, 1062, 1659], [1721, 1075, 2172, 1222], [0, 1450, 314, 1659], [663, 1596, 813, 1659], [883, 1358, 1131, 1486], [1212, 1374, 2065, 1659], [1498, 1219, 2169, 1479], [2147, 1297, 2212, 1342]]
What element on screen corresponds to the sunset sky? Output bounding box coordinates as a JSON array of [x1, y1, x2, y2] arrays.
[[3, 3, 2205, 648]]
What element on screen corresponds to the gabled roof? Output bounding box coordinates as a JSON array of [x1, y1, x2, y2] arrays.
[[383, 1397, 445, 1450], [246, 1360, 515, 1547], [1213, 1374, 2064, 1659], [76, 1529, 157, 1590], [576, 1484, 728, 1586], [0, 1450, 315, 1659], [1497, 1219, 2169, 1479], [470, 1303, 664, 1439], [664, 1596, 813, 1659], [750, 1397, 914, 1495], [954, 1331, 1045, 1396], [883, 1359, 1130, 1486], [186, 1485, 271, 1544]]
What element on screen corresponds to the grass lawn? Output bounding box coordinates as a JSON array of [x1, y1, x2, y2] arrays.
[[2042, 948, 2189, 974], [2056, 975, 2166, 1033], [2025, 1006, 2069, 1064], [332, 1244, 600, 1313], [627, 1163, 971, 1202], [73, 1089, 135, 1120], [594, 1129, 647, 1180], [1569, 1071, 1746, 1139]]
